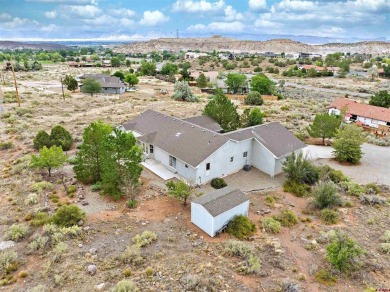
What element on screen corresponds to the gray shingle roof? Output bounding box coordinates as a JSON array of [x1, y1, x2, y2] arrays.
[[224, 122, 306, 158], [81, 74, 126, 89], [122, 110, 230, 167], [192, 187, 249, 217], [183, 115, 223, 132]]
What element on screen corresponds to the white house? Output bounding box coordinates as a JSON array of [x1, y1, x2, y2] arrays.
[[191, 187, 249, 237], [185, 52, 208, 59], [121, 110, 306, 184], [329, 98, 390, 129], [79, 74, 126, 94]]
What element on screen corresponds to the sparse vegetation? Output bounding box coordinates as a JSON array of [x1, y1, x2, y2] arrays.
[[261, 217, 281, 233], [132, 231, 157, 247], [226, 215, 256, 239], [210, 177, 227, 189]]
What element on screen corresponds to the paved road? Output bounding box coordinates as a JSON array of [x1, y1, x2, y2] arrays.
[[307, 144, 390, 185], [271, 78, 371, 98]]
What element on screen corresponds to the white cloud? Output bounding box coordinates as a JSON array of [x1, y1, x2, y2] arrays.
[[84, 15, 115, 26], [26, 0, 97, 3], [0, 13, 12, 21], [187, 21, 244, 32], [248, 0, 267, 11], [2, 17, 39, 29], [139, 10, 169, 26], [109, 9, 136, 18], [40, 24, 58, 32], [224, 6, 243, 21], [65, 5, 101, 18], [44, 11, 57, 19], [172, 0, 225, 13], [120, 18, 135, 26]]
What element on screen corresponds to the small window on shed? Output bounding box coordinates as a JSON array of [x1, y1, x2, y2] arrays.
[[230, 157, 234, 162], [243, 151, 248, 158], [206, 163, 210, 170]]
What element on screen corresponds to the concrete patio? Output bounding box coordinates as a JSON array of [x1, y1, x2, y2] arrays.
[[141, 159, 177, 181]]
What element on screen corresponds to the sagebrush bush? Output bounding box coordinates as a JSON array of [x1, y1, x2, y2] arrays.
[[379, 243, 390, 254], [339, 181, 364, 196], [121, 245, 143, 265], [283, 181, 309, 197], [315, 269, 337, 285], [30, 212, 51, 227], [113, 279, 139, 292], [0, 251, 18, 275], [226, 215, 256, 239], [25, 193, 39, 205], [210, 178, 227, 189], [51, 205, 85, 227], [383, 230, 390, 243], [274, 210, 298, 227], [360, 195, 387, 205], [31, 181, 53, 192], [313, 181, 341, 209], [365, 183, 381, 194], [320, 165, 349, 183], [244, 91, 263, 105], [320, 209, 339, 225], [261, 217, 281, 233], [283, 152, 320, 186], [132, 230, 157, 247], [5, 224, 28, 241], [224, 240, 261, 274]]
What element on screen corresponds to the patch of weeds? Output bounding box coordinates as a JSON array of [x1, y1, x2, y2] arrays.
[[365, 183, 381, 194], [339, 181, 364, 196], [5, 224, 28, 241], [0, 142, 13, 150], [121, 245, 143, 265], [261, 217, 281, 233], [273, 209, 298, 227], [315, 269, 337, 285], [224, 240, 261, 274], [113, 280, 138, 292], [25, 193, 39, 205], [31, 181, 53, 193], [91, 182, 102, 192], [0, 251, 18, 275], [145, 267, 154, 276], [123, 268, 132, 277], [132, 231, 157, 247], [360, 195, 387, 205], [320, 209, 339, 225], [30, 212, 51, 227], [283, 181, 309, 197], [264, 195, 275, 207]]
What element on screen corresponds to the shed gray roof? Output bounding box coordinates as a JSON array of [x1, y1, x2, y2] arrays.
[[224, 122, 306, 158], [81, 74, 126, 89], [183, 115, 223, 132], [122, 110, 229, 167], [192, 187, 249, 217]]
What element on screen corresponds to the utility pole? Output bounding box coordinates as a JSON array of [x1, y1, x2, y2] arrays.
[[1, 68, 5, 85], [176, 29, 179, 39], [60, 77, 65, 101], [10, 57, 21, 107]]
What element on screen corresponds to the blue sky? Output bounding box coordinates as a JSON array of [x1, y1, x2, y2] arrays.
[[0, 0, 389, 41]]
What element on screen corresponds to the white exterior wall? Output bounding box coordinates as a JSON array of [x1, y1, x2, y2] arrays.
[[191, 203, 214, 237], [251, 140, 276, 176], [195, 140, 252, 185], [329, 108, 387, 128], [212, 201, 249, 237]]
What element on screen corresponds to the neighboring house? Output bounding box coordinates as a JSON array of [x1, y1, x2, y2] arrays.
[[185, 52, 208, 59], [183, 115, 223, 132], [79, 74, 126, 94], [297, 64, 339, 73], [191, 187, 249, 237], [329, 98, 390, 128], [121, 110, 306, 184]]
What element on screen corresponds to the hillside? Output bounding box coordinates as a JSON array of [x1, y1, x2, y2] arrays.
[[0, 41, 68, 51], [115, 37, 390, 55]]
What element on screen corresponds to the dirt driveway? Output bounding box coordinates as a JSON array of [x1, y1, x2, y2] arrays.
[[308, 144, 390, 185]]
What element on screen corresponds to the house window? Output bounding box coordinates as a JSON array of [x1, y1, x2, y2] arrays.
[[185, 164, 188, 168], [150, 145, 154, 153], [206, 163, 210, 171], [243, 151, 248, 158], [230, 157, 234, 162], [169, 156, 177, 169]]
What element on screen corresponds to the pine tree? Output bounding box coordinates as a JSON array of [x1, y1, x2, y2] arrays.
[[50, 125, 73, 151], [196, 73, 208, 88], [33, 130, 52, 150], [306, 113, 341, 144]]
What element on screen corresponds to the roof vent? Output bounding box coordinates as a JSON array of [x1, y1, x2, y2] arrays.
[[192, 126, 194, 128], [202, 130, 205, 132]]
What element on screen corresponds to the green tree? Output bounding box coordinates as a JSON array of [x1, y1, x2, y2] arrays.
[[225, 73, 247, 93], [250, 73, 275, 95], [172, 81, 198, 102], [204, 89, 240, 132], [306, 113, 341, 144], [282, 152, 320, 185], [30, 146, 67, 176], [196, 73, 208, 88], [33, 130, 52, 150], [369, 90, 390, 108], [73, 121, 112, 183], [50, 125, 73, 151], [124, 74, 139, 87], [160, 62, 178, 76], [332, 124, 365, 164], [326, 231, 363, 273], [246, 108, 263, 127], [100, 128, 143, 199], [52, 205, 85, 227], [244, 91, 263, 105], [81, 78, 102, 96], [140, 61, 156, 76], [313, 181, 341, 209], [307, 68, 317, 77], [111, 57, 121, 67], [226, 215, 256, 239], [63, 75, 78, 92], [112, 71, 125, 81], [166, 180, 193, 206]]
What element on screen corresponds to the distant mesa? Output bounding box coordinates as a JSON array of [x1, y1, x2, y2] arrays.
[[0, 41, 68, 51]]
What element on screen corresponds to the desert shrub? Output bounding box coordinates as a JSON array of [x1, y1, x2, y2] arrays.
[[30, 212, 51, 227], [265, 195, 275, 207], [379, 243, 390, 254], [50, 125, 73, 151], [18, 270, 28, 278], [113, 280, 139, 292], [382, 230, 390, 243], [283, 181, 309, 197], [274, 210, 298, 227], [284, 280, 301, 292], [365, 183, 381, 194], [244, 91, 263, 105], [0, 251, 18, 275], [261, 217, 281, 233], [5, 224, 28, 241], [326, 230, 363, 273], [132, 231, 157, 247], [91, 182, 102, 191], [67, 185, 77, 194], [283, 152, 320, 186], [210, 178, 227, 189], [0, 142, 13, 150], [226, 215, 256, 239], [339, 181, 364, 196], [320, 165, 349, 183], [121, 245, 143, 265], [360, 195, 387, 205], [123, 268, 132, 277], [224, 240, 261, 274], [33, 130, 52, 150], [145, 267, 154, 276], [25, 193, 39, 205], [313, 181, 341, 209], [51, 205, 85, 227], [315, 269, 337, 285], [30, 284, 48, 292], [28, 235, 49, 251], [171, 81, 198, 102], [320, 209, 339, 225], [31, 181, 53, 192]]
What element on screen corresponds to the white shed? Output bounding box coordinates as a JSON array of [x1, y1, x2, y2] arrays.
[[191, 187, 250, 237]]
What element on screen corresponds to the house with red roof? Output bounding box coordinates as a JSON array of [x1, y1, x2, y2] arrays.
[[328, 98, 390, 128]]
